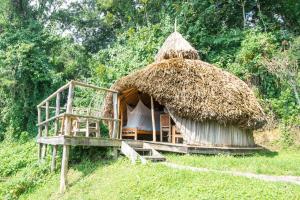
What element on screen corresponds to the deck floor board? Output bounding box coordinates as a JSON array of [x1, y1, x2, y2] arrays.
[[37, 136, 264, 155]]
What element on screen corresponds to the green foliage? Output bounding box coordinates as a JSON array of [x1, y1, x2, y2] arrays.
[[228, 30, 280, 96], [0, 21, 89, 139], [90, 20, 173, 87], [0, 141, 52, 200]]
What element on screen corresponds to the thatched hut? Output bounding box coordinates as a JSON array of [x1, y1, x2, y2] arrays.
[[104, 31, 266, 147]]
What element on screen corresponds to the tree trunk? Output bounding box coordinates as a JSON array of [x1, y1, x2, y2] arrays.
[[291, 82, 300, 107], [241, 1, 246, 28]]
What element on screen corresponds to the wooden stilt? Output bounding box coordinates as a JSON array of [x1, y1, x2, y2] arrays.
[[42, 101, 49, 159], [95, 121, 100, 137], [118, 97, 123, 139], [60, 82, 74, 193], [151, 96, 156, 142], [86, 119, 90, 137], [51, 93, 60, 171], [112, 147, 118, 160], [38, 107, 43, 161], [51, 145, 58, 172], [112, 93, 119, 139], [60, 145, 69, 193], [160, 119, 163, 142]]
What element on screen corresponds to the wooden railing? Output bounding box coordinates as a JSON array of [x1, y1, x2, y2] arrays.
[[36, 80, 120, 158]]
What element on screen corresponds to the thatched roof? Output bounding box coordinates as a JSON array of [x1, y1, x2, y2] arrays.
[[155, 31, 199, 62], [103, 32, 266, 130]]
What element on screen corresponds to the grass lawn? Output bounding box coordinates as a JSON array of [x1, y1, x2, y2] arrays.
[[166, 149, 300, 176], [20, 158, 300, 200], [2, 141, 300, 200]]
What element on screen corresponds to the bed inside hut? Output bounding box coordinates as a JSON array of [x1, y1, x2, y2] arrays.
[[119, 88, 183, 143]]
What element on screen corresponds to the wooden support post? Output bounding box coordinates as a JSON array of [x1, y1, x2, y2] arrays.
[[168, 117, 172, 143], [85, 119, 90, 137], [151, 96, 156, 142], [54, 93, 61, 135], [95, 121, 100, 137], [41, 101, 49, 159], [160, 116, 163, 142], [38, 107, 43, 161], [60, 82, 73, 193], [51, 93, 60, 172], [51, 145, 58, 172], [112, 147, 118, 160], [112, 93, 119, 139], [118, 97, 123, 139], [172, 125, 176, 144], [60, 144, 69, 193]]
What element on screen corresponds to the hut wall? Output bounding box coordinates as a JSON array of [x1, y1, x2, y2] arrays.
[[169, 112, 256, 147]]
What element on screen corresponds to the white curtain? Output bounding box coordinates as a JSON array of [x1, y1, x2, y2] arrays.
[[124, 100, 160, 131]]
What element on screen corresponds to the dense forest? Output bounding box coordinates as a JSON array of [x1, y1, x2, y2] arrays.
[[0, 0, 299, 142], [0, 1, 300, 199]]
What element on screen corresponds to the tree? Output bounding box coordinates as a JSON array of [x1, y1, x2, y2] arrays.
[[263, 37, 300, 107]]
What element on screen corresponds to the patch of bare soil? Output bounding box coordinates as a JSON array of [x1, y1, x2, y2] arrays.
[[254, 128, 281, 149]]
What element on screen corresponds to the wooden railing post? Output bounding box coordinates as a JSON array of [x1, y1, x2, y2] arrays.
[[51, 93, 60, 172], [37, 106, 42, 161], [118, 97, 122, 139], [112, 92, 119, 139], [85, 119, 90, 137], [41, 101, 49, 159], [60, 81, 74, 193], [151, 96, 156, 142]]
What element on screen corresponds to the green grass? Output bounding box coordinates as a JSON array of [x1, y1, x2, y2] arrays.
[[20, 158, 300, 200], [0, 141, 53, 200], [166, 150, 300, 176], [1, 141, 300, 200]]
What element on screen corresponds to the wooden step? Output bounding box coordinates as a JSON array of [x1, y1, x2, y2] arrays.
[[134, 148, 152, 156], [121, 141, 166, 164], [142, 155, 166, 162]]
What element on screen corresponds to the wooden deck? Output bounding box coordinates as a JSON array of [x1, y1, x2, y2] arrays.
[[37, 136, 264, 155], [37, 135, 264, 193]]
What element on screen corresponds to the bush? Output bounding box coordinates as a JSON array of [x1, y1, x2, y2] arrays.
[[0, 140, 52, 200]]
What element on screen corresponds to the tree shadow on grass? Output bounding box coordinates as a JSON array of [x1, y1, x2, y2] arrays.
[[68, 146, 119, 186], [253, 148, 278, 157]]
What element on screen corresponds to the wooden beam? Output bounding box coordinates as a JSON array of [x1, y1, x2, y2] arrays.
[[37, 136, 64, 145], [85, 119, 90, 137], [54, 93, 61, 135], [42, 101, 49, 159], [118, 97, 123, 139], [51, 145, 58, 172], [60, 82, 74, 193], [121, 141, 147, 164], [37, 107, 42, 161], [41, 106, 66, 110], [144, 141, 188, 154], [72, 80, 118, 93], [37, 81, 70, 107], [51, 93, 60, 172], [60, 144, 69, 193], [95, 121, 100, 137], [62, 113, 119, 122], [63, 136, 121, 146], [112, 93, 119, 139], [36, 113, 65, 126], [160, 115, 163, 142], [151, 96, 156, 142]]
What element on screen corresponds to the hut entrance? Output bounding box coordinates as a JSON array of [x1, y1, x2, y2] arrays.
[[119, 88, 180, 143]]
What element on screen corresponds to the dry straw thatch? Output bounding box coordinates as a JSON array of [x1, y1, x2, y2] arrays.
[[104, 31, 266, 130], [155, 31, 199, 62]]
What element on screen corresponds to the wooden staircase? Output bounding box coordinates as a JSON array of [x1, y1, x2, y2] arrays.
[[121, 141, 166, 164]]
